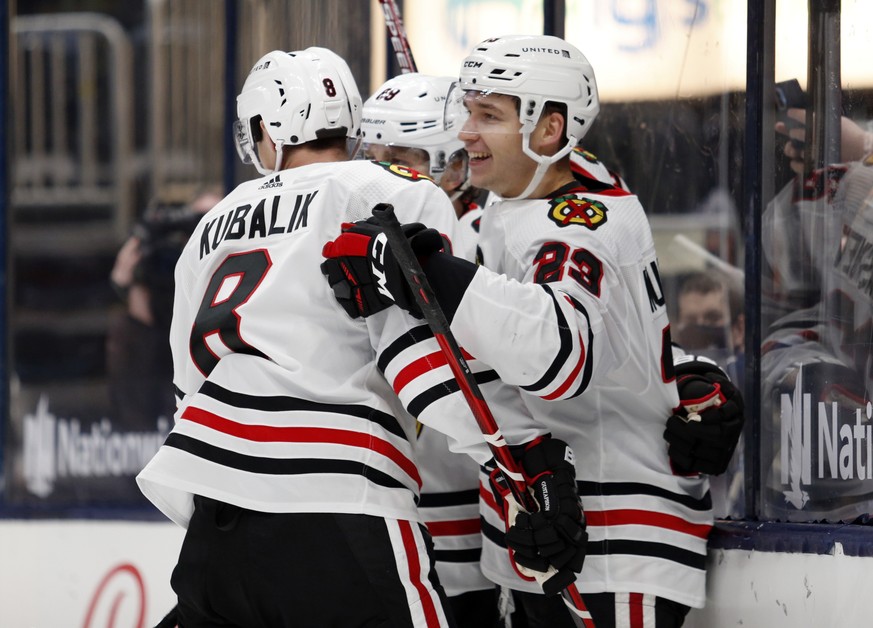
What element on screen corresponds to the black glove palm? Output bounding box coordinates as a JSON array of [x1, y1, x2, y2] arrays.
[[664, 355, 746, 475]]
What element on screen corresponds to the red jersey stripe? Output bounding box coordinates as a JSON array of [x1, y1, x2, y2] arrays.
[[585, 509, 712, 539], [393, 350, 449, 394], [180, 405, 421, 487], [426, 518, 481, 537], [541, 330, 586, 401]]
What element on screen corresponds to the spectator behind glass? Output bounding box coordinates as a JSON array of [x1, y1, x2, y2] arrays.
[[106, 187, 220, 428], [676, 270, 745, 389], [675, 270, 746, 519], [759, 109, 873, 522]]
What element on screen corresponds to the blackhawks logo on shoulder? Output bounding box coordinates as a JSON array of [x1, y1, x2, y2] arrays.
[[572, 146, 600, 164], [548, 194, 608, 229], [373, 161, 435, 184]]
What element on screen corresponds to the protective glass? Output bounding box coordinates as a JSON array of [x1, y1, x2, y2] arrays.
[[346, 136, 362, 160], [444, 81, 470, 136], [441, 148, 469, 190]]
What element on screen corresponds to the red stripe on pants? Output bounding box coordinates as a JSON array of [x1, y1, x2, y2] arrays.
[[629, 592, 644, 628], [398, 520, 441, 628]]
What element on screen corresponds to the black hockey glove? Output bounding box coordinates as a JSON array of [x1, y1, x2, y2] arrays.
[[504, 437, 587, 596], [320, 217, 444, 319], [664, 355, 746, 476]]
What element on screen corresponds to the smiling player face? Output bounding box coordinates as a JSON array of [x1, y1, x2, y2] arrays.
[[457, 91, 540, 198]]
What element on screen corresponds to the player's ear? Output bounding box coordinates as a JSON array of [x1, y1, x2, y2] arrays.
[[259, 119, 275, 148], [536, 110, 567, 152]]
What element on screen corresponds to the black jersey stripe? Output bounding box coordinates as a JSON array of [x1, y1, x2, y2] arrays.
[[481, 519, 705, 570], [578, 481, 712, 511], [481, 517, 506, 548], [520, 285, 573, 395], [418, 489, 480, 508], [585, 539, 706, 570], [434, 548, 483, 564], [377, 325, 435, 373], [197, 380, 407, 440], [406, 369, 500, 418], [565, 294, 595, 398], [165, 433, 413, 493]]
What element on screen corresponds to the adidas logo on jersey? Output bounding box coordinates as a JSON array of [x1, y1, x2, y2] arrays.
[[259, 175, 283, 189]]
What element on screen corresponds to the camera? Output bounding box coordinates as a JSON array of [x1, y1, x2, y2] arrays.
[[775, 78, 807, 113], [131, 202, 204, 325]]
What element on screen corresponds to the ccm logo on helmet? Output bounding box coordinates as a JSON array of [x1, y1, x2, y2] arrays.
[[463, 61, 483, 68]]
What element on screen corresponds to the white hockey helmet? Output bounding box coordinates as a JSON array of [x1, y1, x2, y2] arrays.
[[457, 34, 599, 143], [451, 35, 599, 199], [361, 73, 466, 185], [235, 48, 363, 174]]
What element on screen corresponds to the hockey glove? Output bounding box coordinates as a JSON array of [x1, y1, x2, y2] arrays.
[[664, 355, 746, 476], [504, 437, 587, 596], [320, 217, 445, 319]]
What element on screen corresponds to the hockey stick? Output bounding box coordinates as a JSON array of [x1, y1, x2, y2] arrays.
[[371, 204, 595, 628], [377, 0, 417, 74]]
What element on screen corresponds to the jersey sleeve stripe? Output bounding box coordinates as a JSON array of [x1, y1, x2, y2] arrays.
[[377, 325, 435, 372], [392, 349, 451, 393], [406, 369, 500, 417], [199, 380, 407, 440], [540, 331, 587, 401], [180, 405, 421, 487], [164, 433, 412, 492], [566, 294, 596, 398], [520, 285, 574, 395], [584, 509, 712, 539]]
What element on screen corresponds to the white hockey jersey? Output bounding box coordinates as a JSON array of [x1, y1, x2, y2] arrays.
[[418, 149, 633, 598], [569, 146, 629, 192], [136, 159, 547, 528], [450, 180, 712, 608]]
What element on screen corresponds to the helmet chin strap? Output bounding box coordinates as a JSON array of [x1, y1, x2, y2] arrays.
[[248, 139, 284, 176], [271, 140, 286, 173], [448, 178, 471, 203], [501, 133, 577, 201]]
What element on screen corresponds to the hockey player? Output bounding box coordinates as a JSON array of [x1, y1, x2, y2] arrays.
[[360, 72, 498, 627], [136, 47, 565, 628], [361, 74, 475, 215], [360, 71, 649, 627], [323, 35, 744, 627]]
